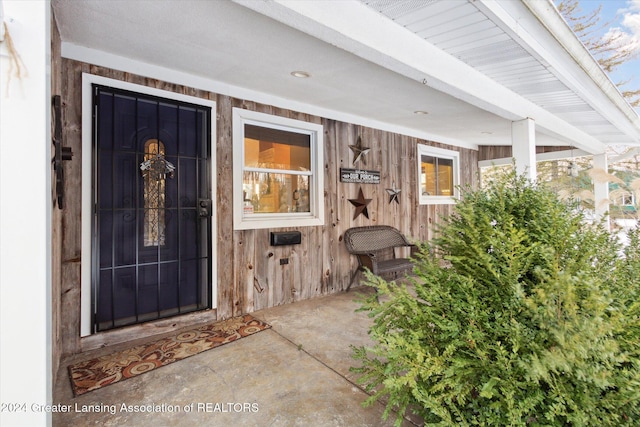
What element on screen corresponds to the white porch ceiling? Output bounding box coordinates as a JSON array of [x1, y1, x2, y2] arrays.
[[363, 0, 639, 146], [52, 0, 640, 153]]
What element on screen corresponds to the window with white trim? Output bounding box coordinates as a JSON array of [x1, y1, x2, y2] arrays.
[[613, 192, 635, 207], [418, 144, 460, 205], [233, 108, 324, 230]]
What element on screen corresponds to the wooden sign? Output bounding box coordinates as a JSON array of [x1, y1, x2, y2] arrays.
[[340, 168, 381, 184]]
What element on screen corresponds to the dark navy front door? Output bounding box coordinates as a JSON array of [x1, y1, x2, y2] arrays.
[[92, 85, 212, 332]]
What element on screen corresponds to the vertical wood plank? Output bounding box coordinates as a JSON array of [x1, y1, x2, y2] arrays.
[[51, 14, 64, 386], [217, 95, 235, 319], [60, 59, 85, 355]]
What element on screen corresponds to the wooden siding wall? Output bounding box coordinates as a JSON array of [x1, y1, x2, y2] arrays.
[[51, 12, 63, 386], [58, 59, 478, 355]]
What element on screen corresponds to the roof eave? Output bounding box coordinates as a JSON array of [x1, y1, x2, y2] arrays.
[[519, 0, 640, 143]]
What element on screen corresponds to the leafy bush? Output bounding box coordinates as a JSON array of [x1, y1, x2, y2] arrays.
[[352, 173, 640, 426]]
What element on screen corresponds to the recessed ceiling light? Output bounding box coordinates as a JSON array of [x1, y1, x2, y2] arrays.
[[413, 110, 429, 115], [291, 71, 311, 78]]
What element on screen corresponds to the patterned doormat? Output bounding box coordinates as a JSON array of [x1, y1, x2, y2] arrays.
[[68, 314, 270, 396]]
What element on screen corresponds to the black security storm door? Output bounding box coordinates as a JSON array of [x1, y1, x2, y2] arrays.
[[92, 85, 212, 332]]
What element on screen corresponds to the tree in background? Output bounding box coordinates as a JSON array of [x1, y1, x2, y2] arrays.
[[557, 0, 639, 106], [482, 156, 640, 225]]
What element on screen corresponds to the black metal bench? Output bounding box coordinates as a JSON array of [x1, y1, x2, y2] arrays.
[[343, 225, 419, 291]]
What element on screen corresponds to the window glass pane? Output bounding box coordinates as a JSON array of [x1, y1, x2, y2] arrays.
[[417, 145, 458, 205], [244, 124, 310, 171], [233, 108, 324, 229], [421, 155, 436, 196], [437, 158, 453, 196], [242, 172, 310, 214], [142, 139, 169, 247]]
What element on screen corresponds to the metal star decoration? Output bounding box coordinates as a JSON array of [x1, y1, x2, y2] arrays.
[[348, 187, 372, 220], [348, 136, 370, 165], [386, 182, 401, 204]]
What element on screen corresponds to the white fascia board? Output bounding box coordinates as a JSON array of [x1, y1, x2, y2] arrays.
[[233, 0, 608, 154], [61, 42, 477, 150], [479, 0, 640, 143]]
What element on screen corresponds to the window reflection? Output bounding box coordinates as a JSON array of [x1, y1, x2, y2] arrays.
[[243, 125, 312, 214], [142, 139, 167, 246], [421, 155, 453, 196]]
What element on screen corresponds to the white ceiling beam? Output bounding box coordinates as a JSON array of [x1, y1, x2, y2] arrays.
[[233, 0, 608, 153]]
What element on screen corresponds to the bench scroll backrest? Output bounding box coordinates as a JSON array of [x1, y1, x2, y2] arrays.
[[344, 226, 410, 254]]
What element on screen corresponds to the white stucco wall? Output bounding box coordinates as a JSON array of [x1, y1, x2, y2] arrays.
[[0, 1, 52, 426]]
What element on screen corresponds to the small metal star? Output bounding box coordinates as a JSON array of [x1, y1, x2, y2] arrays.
[[348, 187, 372, 220], [386, 183, 401, 204], [348, 136, 370, 165]]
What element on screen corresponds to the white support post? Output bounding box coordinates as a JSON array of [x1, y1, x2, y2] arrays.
[[593, 152, 610, 227], [511, 118, 537, 180], [0, 2, 52, 426]]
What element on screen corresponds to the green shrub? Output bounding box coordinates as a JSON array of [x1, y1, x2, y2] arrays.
[[352, 173, 640, 426]]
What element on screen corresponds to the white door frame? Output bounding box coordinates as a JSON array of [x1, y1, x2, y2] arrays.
[[81, 73, 217, 336]]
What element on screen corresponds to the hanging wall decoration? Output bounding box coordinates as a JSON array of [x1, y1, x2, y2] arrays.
[[52, 95, 74, 209], [386, 182, 401, 204], [348, 136, 370, 165], [340, 168, 380, 184], [348, 187, 372, 220]]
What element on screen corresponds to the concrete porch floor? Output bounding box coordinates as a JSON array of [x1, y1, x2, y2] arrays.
[[53, 287, 420, 426]]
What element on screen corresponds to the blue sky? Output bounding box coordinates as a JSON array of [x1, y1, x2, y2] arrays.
[[568, 0, 640, 98]]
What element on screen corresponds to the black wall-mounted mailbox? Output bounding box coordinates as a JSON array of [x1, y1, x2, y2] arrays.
[[270, 231, 301, 246]]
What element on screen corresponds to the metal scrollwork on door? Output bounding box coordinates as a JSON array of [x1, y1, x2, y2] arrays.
[[140, 152, 176, 181], [140, 139, 175, 246]]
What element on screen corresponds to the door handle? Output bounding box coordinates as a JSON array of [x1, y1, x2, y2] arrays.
[[198, 199, 212, 217]]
